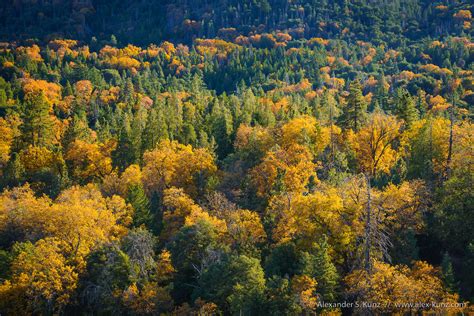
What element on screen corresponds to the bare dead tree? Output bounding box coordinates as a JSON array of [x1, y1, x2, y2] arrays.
[[361, 173, 392, 274], [363, 173, 374, 274], [445, 92, 456, 180]]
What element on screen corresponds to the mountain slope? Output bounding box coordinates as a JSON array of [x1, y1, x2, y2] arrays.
[[0, 0, 471, 44]]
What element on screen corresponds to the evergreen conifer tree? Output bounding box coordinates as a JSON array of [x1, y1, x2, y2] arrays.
[[339, 80, 367, 131], [20, 92, 54, 148], [127, 184, 152, 229]]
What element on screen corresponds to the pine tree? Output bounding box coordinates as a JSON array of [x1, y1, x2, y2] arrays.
[[142, 108, 168, 152], [339, 80, 367, 131], [113, 113, 134, 170], [20, 92, 54, 148], [374, 72, 389, 111], [0, 89, 7, 107], [441, 252, 458, 293], [2, 152, 25, 187], [130, 111, 143, 162], [63, 81, 74, 96], [313, 235, 339, 301], [416, 90, 429, 117], [123, 77, 135, 104], [394, 88, 419, 127], [62, 111, 91, 150], [182, 123, 197, 146], [149, 191, 163, 235], [299, 235, 339, 302], [127, 184, 152, 228], [211, 104, 233, 159]]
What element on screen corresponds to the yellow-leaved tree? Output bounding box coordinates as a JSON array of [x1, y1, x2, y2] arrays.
[[0, 184, 132, 268], [66, 139, 116, 183], [373, 180, 429, 234], [224, 209, 266, 256], [345, 260, 462, 314], [160, 187, 226, 241], [0, 238, 78, 315], [142, 140, 217, 198], [269, 185, 354, 258], [348, 112, 402, 178], [281, 115, 330, 156], [251, 144, 316, 198], [290, 275, 318, 312], [0, 116, 18, 170], [102, 164, 143, 197]]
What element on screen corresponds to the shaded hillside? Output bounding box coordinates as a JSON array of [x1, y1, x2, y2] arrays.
[[0, 0, 472, 44]]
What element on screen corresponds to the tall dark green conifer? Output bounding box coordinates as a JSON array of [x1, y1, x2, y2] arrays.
[[123, 77, 135, 104], [127, 184, 152, 229], [339, 80, 367, 131], [441, 252, 458, 293], [394, 88, 419, 127], [130, 111, 144, 162], [62, 111, 91, 150], [374, 72, 389, 111], [142, 107, 168, 152], [63, 81, 74, 97], [113, 113, 134, 170], [312, 236, 339, 302], [2, 152, 25, 187], [20, 92, 54, 148], [299, 235, 339, 302], [0, 89, 7, 107], [210, 102, 233, 159]]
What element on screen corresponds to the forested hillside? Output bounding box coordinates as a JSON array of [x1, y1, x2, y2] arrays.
[[1, 0, 473, 44], [0, 0, 473, 314]]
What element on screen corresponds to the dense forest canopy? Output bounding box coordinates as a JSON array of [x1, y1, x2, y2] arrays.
[[1, 0, 473, 44], [0, 0, 473, 315]]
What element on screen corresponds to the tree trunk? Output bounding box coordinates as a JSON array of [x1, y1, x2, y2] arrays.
[[445, 98, 454, 180], [364, 174, 373, 274]]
